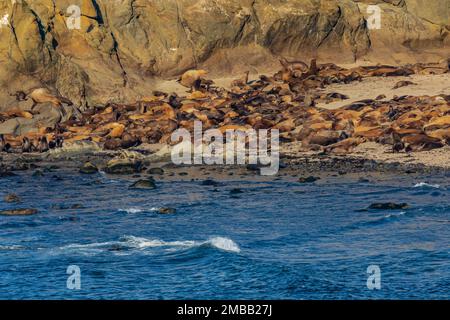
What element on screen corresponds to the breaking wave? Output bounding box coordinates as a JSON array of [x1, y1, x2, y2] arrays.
[[118, 208, 161, 214], [58, 236, 240, 255], [413, 182, 440, 189]]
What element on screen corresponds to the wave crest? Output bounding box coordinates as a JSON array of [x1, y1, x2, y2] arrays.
[[413, 182, 440, 189], [58, 236, 240, 255]]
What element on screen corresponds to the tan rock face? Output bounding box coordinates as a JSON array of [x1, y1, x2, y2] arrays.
[[0, 0, 448, 108]]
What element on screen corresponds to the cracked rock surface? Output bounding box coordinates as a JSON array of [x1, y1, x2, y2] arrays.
[[0, 0, 448, 108]]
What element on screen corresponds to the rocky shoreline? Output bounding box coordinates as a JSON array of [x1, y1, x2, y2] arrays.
[[1, 142, 450, 179], [1, 59, 450, 179]]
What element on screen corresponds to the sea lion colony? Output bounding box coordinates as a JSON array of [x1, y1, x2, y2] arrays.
[[0, 58, 449, 155]]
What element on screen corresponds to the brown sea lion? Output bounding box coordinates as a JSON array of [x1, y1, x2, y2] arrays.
[[231, 71, 250, 88], [393, 80, 417, 89], [403, 134, 444, 152], [48, 136, 64, 149], [279, 57, 309, 72], [121, 132, 141, 149], [305, 59, 318, 77], [37, 136, 49, 153], [14, 88, 72, 117], [0, 134, 11, 152], [177, 70, 208, 92], [168, 93, 183, 109], [391, 130, 405, 153], [104, 137, 122, 150], [325, 137, 365, 154], [21, 137, 34, 153]]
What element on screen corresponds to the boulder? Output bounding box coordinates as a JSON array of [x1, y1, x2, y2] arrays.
[[104, 158, 143, 174], [130, 178, 157, 190], [368, 202, 409, 210], [79, 162, 99, 174]]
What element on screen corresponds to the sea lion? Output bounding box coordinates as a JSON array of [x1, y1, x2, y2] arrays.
[[13, 88, 72, 117], [48, 136, 64, 149], [231, 71, 250, 88], [305, 59, 318, 77], [0, 134, 11, 152], [10, 91, 27, 101], [21, 137, 34, 153], [325, 137, 365, 154], [391, 130, 405, 153], [121, 132, 141, 149], [403, 134, 444, 152], [279, 57, 309, 72], [104, 137, 122, 150], [37, 136, 49, 153], [177, 70, 208, 92], [168, 93, 182, 109], [56, 136, 64, 148], [393, 80, 417, 89]]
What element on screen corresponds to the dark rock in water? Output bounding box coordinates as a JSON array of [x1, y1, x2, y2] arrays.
[[130, 178, 156, 189], [80, 162, 99, 174], [4, 193, 21, 203], [368, 203, 409, 210], [104, 159, 143, 174], [147, 168, 164, 175], [158, 207, 176, 214], [43, 166, 58, 172], [32, 170, 44, 177], [298, 176, 320, 183], [202, 179, 219, 186], [230, 188, 243, 194], [246, 164, 260, 172], [0, 208, 38, 216], [0, 167, 16, 177]]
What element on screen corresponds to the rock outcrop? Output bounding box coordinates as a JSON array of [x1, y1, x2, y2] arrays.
[[0, 0, 448, 109]]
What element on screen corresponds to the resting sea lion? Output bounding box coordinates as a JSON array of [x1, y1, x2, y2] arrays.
[[279, 58, 309, 72], [231, 71, 250, 88], [177, 70, 208, 92], [21, 137, 34, 153], [37, 136, 49, 153], [0, 134, 11, 152], [393, 81, 417, 89]]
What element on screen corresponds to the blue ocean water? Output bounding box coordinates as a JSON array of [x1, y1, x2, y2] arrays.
[[0, 170, 449, 299]]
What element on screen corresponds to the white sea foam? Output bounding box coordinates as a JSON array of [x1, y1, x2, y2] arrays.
[[208, 237, 241, 253], [119, 208, 143, 214], [59, 236, 241, 254], [0, 244, 25, 250], [384, 211, 406, 218], [413, 182, 440, 189], [121, 235, 241, 253], [121, 235, 197, 248], [118, 208, 161, 214]]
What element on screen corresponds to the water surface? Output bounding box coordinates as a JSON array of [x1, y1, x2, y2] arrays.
[[0, 170, 449, 299]]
